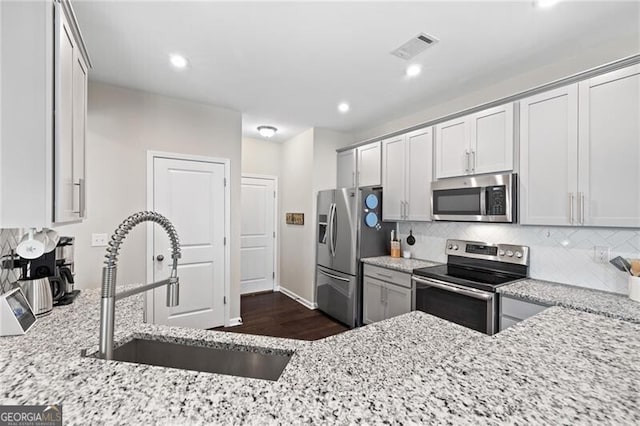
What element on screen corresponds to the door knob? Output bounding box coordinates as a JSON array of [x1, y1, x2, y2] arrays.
[[156, 254, 164, 262]]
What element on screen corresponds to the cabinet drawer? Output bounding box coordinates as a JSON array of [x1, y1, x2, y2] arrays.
[[501, 296, 548, 320], [363, 264, 411, 288]]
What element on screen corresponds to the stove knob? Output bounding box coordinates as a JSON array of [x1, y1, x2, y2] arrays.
[[515, 251, 523, 259], [499, 250, 506, 256], [506, 250, 514, 257], [447, 244, 453, 250], [452, 244, 459, 251]]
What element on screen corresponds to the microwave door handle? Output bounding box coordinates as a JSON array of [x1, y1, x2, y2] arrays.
[[412, 276, 493, 300], [480, 188, 487, 216]]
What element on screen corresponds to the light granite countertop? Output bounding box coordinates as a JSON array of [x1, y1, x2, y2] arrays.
[[361, 255, 439, 273], [1, 286, 639, 424], [499, 279, 640, 324]]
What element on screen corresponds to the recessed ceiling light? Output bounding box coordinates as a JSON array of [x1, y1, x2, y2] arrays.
[[169, 54, 189, 69], [406, 64, 422, 78], [338, 102, 350, 113], [535, 0, 560, 8], [257, 125, 278, 138]]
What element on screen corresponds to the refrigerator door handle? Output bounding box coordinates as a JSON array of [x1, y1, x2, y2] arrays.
[[328, 203, 337, 257]]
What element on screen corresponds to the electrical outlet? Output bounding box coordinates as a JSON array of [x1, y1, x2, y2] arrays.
[[91, 233, 109, 247], [594, 246, 610, 263]]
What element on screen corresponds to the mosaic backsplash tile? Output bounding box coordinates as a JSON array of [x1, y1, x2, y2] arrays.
[[398, 222, 640, 295], [0, 228, 23, 293]]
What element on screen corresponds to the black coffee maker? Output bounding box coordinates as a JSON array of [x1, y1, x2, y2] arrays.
[[23, 237, 79, 305]]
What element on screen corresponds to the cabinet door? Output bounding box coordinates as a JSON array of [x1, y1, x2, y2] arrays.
[[357, 142, 381, 187], [381, 135, 406, 221], [470, 103, 514, 175], [435, 117, 469, 178], [384, 282, 412, 320], [54, 6, 76, 222], [337, 149, 356, 188], [519, 85, 579, 226], [405, 128, 433, 221], [72, 50, 88, 218], [362, 277, 386, 325], [578, 65, 640, 227]]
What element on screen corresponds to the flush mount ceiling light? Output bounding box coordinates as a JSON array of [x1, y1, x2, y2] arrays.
[[338, 102, 350, 113], [534, 0, 560, 8], [169, 54, 189, 69], [257, 125, 278, 138], [406, 64, 422, 78]]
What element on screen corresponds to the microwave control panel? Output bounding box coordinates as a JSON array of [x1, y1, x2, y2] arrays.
[[486, 185, 506, 215]]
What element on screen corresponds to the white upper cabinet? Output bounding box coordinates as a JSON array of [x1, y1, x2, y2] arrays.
[[578, 65, 640, 228], [519, 85, 579, 226], [381, 135, 405, 221], [0, 0, 90, 228], [520, 63, 640, 228], [405, 128, 433, 221], [435, 117, 468, 178], [435, 103, 514, 179], [357, 141, 381, 187], [337, 142, 381, 188], [382, 128, 433, 222], [470, 104, 514, 175], [337, 149, 356, 188]]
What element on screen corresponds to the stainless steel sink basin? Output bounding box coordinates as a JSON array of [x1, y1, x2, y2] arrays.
[[99, 338, 293, 381]]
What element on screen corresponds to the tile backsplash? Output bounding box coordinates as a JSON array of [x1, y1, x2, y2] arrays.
[[398, 222, 640, 295], [0, 228, 23, 293]]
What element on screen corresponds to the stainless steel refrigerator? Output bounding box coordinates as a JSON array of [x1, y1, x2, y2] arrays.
[[315, 187, 395, 327]]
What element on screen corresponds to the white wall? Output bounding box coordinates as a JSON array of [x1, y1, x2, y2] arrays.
[[241, 137, 281, 177], [278, 128, 315, 302], [352, 35, 640, 142], [276, 127, 353, 304], [56, 81, 243, 319]]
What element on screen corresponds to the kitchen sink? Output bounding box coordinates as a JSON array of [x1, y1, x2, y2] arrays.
[[94, 338, 293, 381]]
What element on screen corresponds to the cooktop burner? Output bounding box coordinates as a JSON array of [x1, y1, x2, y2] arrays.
[[412, 239, 530, 292]]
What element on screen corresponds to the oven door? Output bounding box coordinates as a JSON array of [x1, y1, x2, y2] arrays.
[[412, 276, 497, 335]]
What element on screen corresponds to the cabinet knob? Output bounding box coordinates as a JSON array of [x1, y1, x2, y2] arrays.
[[156, 254, 164, 262]]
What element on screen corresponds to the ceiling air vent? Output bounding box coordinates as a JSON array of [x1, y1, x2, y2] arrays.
[[390, 33, 439, 60]]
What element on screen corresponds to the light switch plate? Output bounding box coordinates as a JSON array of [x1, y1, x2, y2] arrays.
[[91, 233, 109, 247]]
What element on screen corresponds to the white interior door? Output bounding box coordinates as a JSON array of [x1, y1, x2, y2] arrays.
[[151, 156, 226, 329], [240, 176, 276, 294]]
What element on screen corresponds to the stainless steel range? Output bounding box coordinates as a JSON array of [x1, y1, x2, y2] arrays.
[[411, 239, 529, 335]]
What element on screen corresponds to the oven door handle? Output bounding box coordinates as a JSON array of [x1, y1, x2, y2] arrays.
[[412, 276, 493, 300]]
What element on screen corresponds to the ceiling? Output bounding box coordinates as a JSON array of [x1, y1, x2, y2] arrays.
[[73, 1, 640, 142]]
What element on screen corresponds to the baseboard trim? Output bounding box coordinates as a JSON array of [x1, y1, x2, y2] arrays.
[[278, 286, 317, 310], [226, 317, 243, 327]]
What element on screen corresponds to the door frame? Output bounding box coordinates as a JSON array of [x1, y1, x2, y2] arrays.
[[145, 150, 231, 327], [241, 173, 279, 293]]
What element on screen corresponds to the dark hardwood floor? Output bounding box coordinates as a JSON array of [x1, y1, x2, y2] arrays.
[[212, 291, 349, 340]]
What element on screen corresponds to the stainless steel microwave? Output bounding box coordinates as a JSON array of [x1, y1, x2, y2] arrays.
[[431, 173, 517, 223]]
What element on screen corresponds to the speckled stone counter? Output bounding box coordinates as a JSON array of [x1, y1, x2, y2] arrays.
[[2, 286, 639, 424], [499, 279, 640, 324], [361, 255, 439, 273]]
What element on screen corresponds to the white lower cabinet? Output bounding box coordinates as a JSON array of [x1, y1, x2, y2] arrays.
[[499, 295, 549, 331], [363, 265, 412, 325]]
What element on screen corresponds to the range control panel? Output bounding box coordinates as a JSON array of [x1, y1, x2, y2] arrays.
[[445, 239, 529, 266]]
